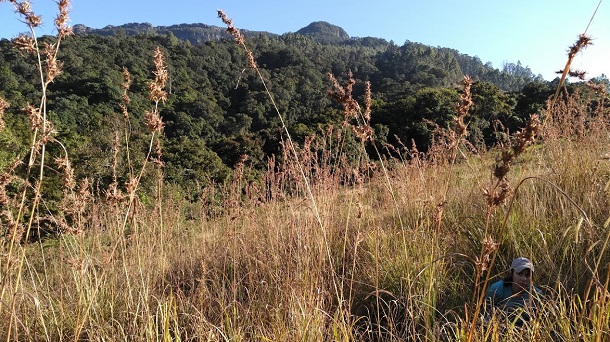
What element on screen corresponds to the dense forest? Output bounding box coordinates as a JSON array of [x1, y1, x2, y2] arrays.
[[0, 22, 607, 196]]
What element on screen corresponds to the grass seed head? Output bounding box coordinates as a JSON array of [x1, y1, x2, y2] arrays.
[[121, 67, 132, 89], [457, 75, 473, 117], [55, 155, 75, 190], [12, 34, 36, 54], [44, 43, 62, 83], [476, 236, 499, 272], [144, 110, 164, 133], [217, 10, 256, 68], [484, 177, 512, 208], [152, 138, 164, 166], [363, 81, 372, 122], [54, 0, 73, 38], [327, 72, 360, 123], [24, 104, 42, 130], [567, 69, 587, 80], [120, 67, 132, 117], [568, 34, 592, 59], [26, 12, 42, 27], [148, 47, 168, 103], [0, 159, 22, 207], [354, 125, 373, 142], [105, 181, 124, 204], [455, 75, 473, 137], [0, 97, 9, 131], [119, 103, 129, 119], [218, 10, 245, 46], [16, 0, 31, 15], [15, 1, 42, 28], [512, 113, 541, 155]]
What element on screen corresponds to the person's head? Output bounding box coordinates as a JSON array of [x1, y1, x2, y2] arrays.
[[510, 257, 533, 291]]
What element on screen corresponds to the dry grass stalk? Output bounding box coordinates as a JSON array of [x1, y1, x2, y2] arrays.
[[0, 97, 8, 132], [327, 72, 374, 143], [104, 132, 126, 205], [485, 114, 541, 208], [144, 48, 167, 134], [152, 138, 164, 167], [455, 76, 473, 139], [53, 154, 90, 233], [19, 1, 41, 28], [9, 0, 73, 208], [327, 72, 360, 124], [549, 34, 593, 120], [111, 46, 167, 225], [0, 160, 22, 210], [55, 155, 75, 191], [54, 0, 72, 38], [120, 67, 132, 107], [149, 47, 168, 104], [426, 76, 474, 165], [12, 34, 36, 54], [43, 42, 62, 84], [0, 0, 75, 260], [217, 9, 324, 211], [468, 113, 541, 340], [474, 236, 498, 273], [217, 11, 348, 318], [217, 10, 256, 68]]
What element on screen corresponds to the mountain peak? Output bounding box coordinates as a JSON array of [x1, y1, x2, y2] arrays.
[[296, 21, 349, 44]]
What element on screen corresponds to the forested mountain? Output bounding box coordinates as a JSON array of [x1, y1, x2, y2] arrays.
[[72, 22, 278, 45], [2, 22, 603, 196], [70, 22, 543, 90]]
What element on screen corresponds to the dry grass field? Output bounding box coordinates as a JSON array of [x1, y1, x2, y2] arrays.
[[1, 2, 609, 341]]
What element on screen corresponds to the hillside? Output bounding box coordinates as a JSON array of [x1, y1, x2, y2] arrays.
[[73, 22, 278, 45], [0, 29, 559, 198], [69, 21, 542, 88]]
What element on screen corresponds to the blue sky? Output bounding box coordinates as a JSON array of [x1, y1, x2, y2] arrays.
[[1, 0, 608, 81]]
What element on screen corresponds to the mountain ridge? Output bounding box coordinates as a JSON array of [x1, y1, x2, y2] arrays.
[[70, 21, 387, 46], [72, 22, 279, 45]]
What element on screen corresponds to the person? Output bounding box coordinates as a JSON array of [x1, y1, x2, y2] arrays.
[[484, 257, 544, 326]]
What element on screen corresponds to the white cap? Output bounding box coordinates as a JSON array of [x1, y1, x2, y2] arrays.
[[511, 257, 534, 273]]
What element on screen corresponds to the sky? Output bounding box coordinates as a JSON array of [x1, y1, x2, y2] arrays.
[[1, 0, 608, 81]]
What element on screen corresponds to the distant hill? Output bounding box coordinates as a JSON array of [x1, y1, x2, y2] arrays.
[[70, 21, 542, 90], [73, 21, 352, 45], [296, 21, 350, 44], [73, 22, 278, 45]]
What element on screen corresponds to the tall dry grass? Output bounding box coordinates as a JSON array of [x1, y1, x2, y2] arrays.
[[0, 4, 609, 341]]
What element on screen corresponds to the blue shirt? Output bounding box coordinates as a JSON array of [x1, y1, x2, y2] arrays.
[[484, 279, 543, 325]]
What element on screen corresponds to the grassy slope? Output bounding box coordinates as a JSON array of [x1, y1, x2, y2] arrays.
[[2, 111, 609, 340]]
